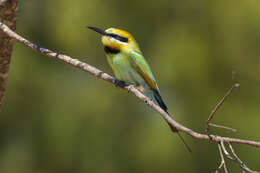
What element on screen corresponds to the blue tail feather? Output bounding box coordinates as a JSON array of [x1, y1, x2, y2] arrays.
[[153, 89, 168, 113]]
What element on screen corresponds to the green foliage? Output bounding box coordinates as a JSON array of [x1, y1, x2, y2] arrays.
[[1, 0, 260, 172]]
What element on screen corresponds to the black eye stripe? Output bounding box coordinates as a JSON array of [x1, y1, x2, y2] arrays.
[[107, 34, 128, 42]]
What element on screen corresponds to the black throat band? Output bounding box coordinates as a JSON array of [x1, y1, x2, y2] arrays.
[[104, 46, 120, 54]]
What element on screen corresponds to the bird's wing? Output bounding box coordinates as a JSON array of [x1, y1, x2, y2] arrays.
[[129, 51, 168, 112], [129, 51, 157, 90]]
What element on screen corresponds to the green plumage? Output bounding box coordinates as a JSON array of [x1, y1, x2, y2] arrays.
[[106, 49, 168, 112], [88, 26, 191, 153]]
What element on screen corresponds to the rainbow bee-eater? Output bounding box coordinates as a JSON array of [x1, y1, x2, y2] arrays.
[[88, 26, 191, 152]]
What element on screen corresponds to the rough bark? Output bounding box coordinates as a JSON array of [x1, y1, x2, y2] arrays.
[[0, 0, 18, 106]]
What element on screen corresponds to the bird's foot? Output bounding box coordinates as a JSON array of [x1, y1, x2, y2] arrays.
[[135, 85, 145, 93], [126, 85, 136, 93], [114, 80, 126, 88]]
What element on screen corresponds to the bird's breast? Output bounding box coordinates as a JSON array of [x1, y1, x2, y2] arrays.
[[106, 54, 145, 86]]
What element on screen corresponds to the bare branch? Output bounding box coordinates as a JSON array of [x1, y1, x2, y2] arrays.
[[220, 141, 259, 173], [0, 22, 259, 149], [206, 83, 240, 134], [209, 123, 237, 133], [216, 143, 228, 173], [228, 142, 259, 173]]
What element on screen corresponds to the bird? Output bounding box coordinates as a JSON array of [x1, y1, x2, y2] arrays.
[[88, 26, 191, 153]]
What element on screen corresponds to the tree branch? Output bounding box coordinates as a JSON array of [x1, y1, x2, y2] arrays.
[[0, 22, 259, 149], [0, 0, 18, 106], [208, 123, 237, 133], [206, 83, 240, 135], [215, 143, 228, 173], [220, 141, 259, 173]]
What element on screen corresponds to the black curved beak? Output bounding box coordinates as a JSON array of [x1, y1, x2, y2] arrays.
[[87, 26, 107, 35]]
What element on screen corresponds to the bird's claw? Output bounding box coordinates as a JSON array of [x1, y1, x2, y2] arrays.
[[114, 80, 126, 88], [127, 85, 135, 93]]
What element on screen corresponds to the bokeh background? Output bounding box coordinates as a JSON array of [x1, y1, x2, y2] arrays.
[[1, 0, 260, 172]]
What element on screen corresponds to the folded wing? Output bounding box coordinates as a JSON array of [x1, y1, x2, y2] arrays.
[[129, 51, 168, 112]]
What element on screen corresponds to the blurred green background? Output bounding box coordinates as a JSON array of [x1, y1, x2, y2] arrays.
[[1, 0, 260, 172]]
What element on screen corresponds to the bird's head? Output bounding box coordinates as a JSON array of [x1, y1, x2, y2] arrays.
[[88, 26, 141, 54]]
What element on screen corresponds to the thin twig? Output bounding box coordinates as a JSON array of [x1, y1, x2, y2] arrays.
[[215, 161, 224, 173], [206, 83, 240, 135], [0, 22, 259, 148], [209, 123, 237, 133], [215, 159, 224, 173], [228, 143, 244, 166], [216, 142, 228, 173], [228, 142, 259, 173], [220, 141, 259, 173]]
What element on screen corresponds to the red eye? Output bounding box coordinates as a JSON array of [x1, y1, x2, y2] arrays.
[[110, 34, 128, 42]]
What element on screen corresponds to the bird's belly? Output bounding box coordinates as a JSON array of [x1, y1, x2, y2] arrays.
[[111, 58, 145, 85]]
